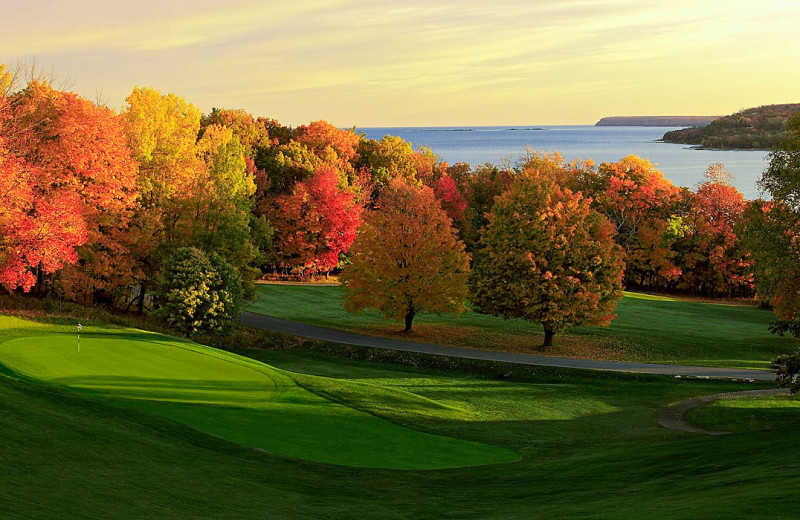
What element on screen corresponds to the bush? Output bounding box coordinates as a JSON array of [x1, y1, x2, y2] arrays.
[[773, 352, 800, 394], [155, 247, 243, 336]]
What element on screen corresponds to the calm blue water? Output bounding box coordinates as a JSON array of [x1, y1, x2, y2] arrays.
[[359, 126, 769, 199]]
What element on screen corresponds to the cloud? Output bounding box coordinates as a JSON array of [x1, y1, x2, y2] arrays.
[[2, 0, 799, 125]]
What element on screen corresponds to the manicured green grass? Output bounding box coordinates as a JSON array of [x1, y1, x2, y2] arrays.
[[3, 312, 800, 519], [0, 316, 516, 469], [248, 284, 798, 369]]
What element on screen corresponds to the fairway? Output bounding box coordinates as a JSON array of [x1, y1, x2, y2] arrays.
[[248, 284, 797, 369], [0, 323, 517, 470]]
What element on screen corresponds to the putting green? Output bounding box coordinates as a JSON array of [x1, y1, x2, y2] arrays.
[[0, 331, 518, 469]]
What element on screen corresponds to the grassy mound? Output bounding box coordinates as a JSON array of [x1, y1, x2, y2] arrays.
[[0, 317, 517, 469], [248, 284, 796, 369], [688, 394, 800, 433]]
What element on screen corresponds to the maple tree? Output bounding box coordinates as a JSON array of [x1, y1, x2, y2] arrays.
[[7, 81, 139, 303], [271, 165, 363, 274], [0, 147, 87, 292], [460, 163, 515, 251], [677, 164, 752, 296], [201, 108, 270, 156], [471, 170, 625, 347], [356, 136, 439, 190], [432, 174, 468, 223], [341, 178, 470, 331], [0, 70, 139, 294], [295, 120, 360, 174], [581, 155, 683, 288]]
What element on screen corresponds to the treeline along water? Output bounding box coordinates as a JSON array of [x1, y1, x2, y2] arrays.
[[359, 126, 769, 199]]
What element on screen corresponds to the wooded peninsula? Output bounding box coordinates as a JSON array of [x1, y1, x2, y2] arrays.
[[662, 103, 800, 150]]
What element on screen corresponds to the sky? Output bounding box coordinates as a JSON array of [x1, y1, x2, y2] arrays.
[[3, 0, 800, 127]]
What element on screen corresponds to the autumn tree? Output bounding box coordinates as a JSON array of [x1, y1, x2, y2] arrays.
[[6, 81, 139, 303], [355, 135, 440, 191], [471, 171, 625, 347], [677, 164, 752, 296], [201, 108, 270, 156], [432, 174, 468, 223], [295, 120, 360, 175], [460, 163, 515, 252], [0, 69, 128, 294], [341, 178, 470, 331], [122, 87, 203, 311], [580, 155, 683, 288], [271, 166, 363, 274]]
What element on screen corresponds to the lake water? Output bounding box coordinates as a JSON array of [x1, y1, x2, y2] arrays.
[[359, 126, 769, 199]]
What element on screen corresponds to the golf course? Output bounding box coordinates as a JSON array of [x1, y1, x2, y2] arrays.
[[0, 315, 517, 470], [2, 310, 800, 519]]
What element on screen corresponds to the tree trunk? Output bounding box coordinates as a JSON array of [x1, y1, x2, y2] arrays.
[[404, 310, 415, 332], [542, 324, 555, 347], [137, 283, 146, 315]]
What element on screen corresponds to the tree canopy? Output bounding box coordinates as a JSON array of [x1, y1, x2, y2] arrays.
[[471, 169, 625, 346], [341, 178, 470, 331]]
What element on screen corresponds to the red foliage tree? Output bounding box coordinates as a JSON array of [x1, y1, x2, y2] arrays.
[[432, 174, 468, 223], [679, 164, 753, 296], [588, 156, 683, 287], [271, 166, 363, 274]]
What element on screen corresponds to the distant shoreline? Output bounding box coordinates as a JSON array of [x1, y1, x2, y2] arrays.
[[597, 116, 718, 127]]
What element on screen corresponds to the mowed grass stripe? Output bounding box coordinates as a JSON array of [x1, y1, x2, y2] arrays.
[[0, 324, 518, 470]]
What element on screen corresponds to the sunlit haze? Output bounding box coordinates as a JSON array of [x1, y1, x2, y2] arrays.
[[3, 0, 799, 126]]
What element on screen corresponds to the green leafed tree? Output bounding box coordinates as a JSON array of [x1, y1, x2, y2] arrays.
[[471, 171, 625, 347], [155, 247, 243, 336], [340, 178, 470, 332]]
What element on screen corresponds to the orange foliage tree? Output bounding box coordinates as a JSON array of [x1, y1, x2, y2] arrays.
[[7, 81, 139, 302], [341, 178, 470, 331], [471, 171, 625, 347], [294, 120, 360, 175], [0, 70, 140, 294]]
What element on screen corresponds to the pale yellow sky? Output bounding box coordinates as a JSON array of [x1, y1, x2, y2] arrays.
[[3, 0, 799, 126]]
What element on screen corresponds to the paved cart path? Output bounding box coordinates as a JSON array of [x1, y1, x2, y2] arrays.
[[241, 312, 776, 381], [656, 388, 789, 435]]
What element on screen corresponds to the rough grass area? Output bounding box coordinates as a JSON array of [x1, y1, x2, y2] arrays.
[[2, 312, 799, 519], [248, 284, 798, 369]]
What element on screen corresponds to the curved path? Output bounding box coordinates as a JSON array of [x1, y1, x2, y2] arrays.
[[241, 312, 776, 381], [657, 388, 789, 435]]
